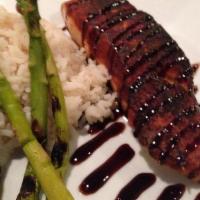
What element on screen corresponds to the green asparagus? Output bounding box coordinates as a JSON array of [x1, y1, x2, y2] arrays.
[[16, 0, 48, 199], [0, 70, 74, 200], [41, 28, 71, 178], [17, 0, 48, 141]]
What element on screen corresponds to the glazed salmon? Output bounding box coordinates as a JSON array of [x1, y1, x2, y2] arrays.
[[62, 0, 200, 181]]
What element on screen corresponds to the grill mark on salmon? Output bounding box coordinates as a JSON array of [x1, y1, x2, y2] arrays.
[[62, 0, 200, 181]]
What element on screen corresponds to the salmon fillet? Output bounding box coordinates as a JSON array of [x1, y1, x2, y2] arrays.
[[62, 0, 200, 181]]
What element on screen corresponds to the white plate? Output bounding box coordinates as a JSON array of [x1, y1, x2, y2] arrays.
[[1, 0, 200, 200]]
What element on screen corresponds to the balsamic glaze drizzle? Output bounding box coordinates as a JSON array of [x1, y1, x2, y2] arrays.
[[123, 27, 164, 65], [184, 123, 200, 153], [79, 144, 135, 195], [157, 184, 185, 200], [195, 193, 200, 200], [149, 106, 197, 150], [125, 16, 154, 41], [125, 40, 175, 76], [84, 1, 127, 24], [92, 9, 137, 48], [112, 12, 150, 46], [82, 0, 128, 42], [127, 44, 180, 95], [159, 123, 200, 165], [84, 0, 128, 23], [115, 173, 156, 200], [70, 122, 125, 165], [88, 104, 123, 134], [135, 89, 185, 131]]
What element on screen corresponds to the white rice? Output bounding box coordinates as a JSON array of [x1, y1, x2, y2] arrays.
[[0, 7, 116, 166]]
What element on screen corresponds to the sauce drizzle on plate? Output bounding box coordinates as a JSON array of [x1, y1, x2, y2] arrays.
[[70, 122, 125, 165], [157, 184, 185, 200], [115, 173, 156, 200], [79, 144, 135, 195]]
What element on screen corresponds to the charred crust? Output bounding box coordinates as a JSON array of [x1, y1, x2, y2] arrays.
[[51, 96, 61, 116], [17, 176, 36, 199], [51, 140, 68, 168], [31, 119, 46, 145]]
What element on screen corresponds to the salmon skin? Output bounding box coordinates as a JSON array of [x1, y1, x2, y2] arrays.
[[62, 0, 200, 181]]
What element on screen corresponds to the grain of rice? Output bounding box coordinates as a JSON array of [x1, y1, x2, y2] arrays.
[[0, 7, 116, 166]]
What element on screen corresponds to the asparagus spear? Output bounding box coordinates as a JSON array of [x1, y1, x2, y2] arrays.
[[18, 0, 70, 179], [41, 28, 70, 178], [0, 70, 74, 200], [17, 0, 71, 197], [16, 0, 48, 199], [17, 0, 48, 144]]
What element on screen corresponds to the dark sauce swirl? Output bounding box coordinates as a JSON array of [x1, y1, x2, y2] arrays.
[[157, 184, 185, 200], [195, 193, 200, 200], [70, 122, 125, 165], [115, 173, 156, 200], [88, 103, 123, 134], [79, 144, 135, 195]]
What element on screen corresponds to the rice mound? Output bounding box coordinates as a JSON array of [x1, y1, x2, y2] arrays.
[[0, 7, 116, 166]]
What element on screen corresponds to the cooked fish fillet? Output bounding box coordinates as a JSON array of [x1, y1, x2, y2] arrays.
[[62, 0, 200, 181]]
